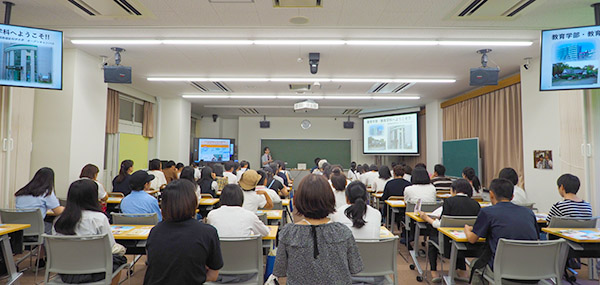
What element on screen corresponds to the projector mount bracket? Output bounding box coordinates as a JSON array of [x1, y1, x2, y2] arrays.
[[477, 49, 492, 68], [111, 47, 125, 66]]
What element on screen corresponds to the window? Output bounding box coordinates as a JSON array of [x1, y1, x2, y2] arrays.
[[119, 96, 144, 127]]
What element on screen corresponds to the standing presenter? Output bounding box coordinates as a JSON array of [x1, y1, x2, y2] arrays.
[[262, 147, 273, 166]]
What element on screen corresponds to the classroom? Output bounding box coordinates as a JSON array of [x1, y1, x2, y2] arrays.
[[0, 0, 600, 284]]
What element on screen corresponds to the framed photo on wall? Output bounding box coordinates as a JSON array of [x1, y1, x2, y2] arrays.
[[534, 150, 553, 170]]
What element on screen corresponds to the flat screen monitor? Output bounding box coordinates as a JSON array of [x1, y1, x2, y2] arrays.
[[363, 112, 419, 155], [541, 25, 600, 91], [0, 24, 62, 90], [197, 138, 233, 162]]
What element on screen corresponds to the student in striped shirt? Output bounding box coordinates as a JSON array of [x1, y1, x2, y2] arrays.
[[546, 174, 592, 223], [431, 164, 453, 192]]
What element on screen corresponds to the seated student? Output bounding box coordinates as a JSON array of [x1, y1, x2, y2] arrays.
[[120, 170, 162, 221], [313, 159, 328, 175], [546, 173, 593, 223], [144, 180, 223, 285], [180, 166, 201, 202], [273, 174, 363, 284], [419, 179, 481, 282], [193, 162, 202, 181], [347, 161, 360, 181], [462, 167, 483, 198], [330, 168, 349, 210], [360, 164, 379, 189], [404, 167, 437, 204], [381, 165, 412, 221], [162, 160, 178, 184], [15, 167, 65, 222], [431, 164, 453, 192], [236, 160, 249, 181], [256, 169, 282, 204], [223, 161, 238, 185], [403, 164, 412, 183], [175, 162, 184, 179], [53, 179, 126, 284], [332, 181, 382, 239], [79, 164, 108, 203], [112, 160, 133, 196], [213, 164, 229, 191], [147, 159, 167, 191], [498, 167, 529, 205], [373, 165, 392, 193], [198, 166, 218, 197], [464, 178, 538, 271], [310, 157, 321, 173], [238, 170, 273, 211], [262, 165, 288, 197], [207, 184, 270, 237]]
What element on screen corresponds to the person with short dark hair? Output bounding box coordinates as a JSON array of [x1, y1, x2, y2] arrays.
[[464, 178, 538, 269], [147, 159, 167, 190], [415, 163, 426, 169], [223, 161, 238, 185], [113, 160, 134, 196], [236, 160, 249, 181], [261, 147, 273, 166], [273, 174, 363, 284], [212, 164, 228, 191], [79, 164, 108, 203], [144, 180, 223, 284], [207, 184, 269, 237], [498, 167, 529, 205], [330, 167, 349, 209], [431, 164, 452, 192], [262, 165, 288, 197], [256, 169, 282, 204], [347, 161, 360, 181], [332, 181, 382, 239], [373, 165, 392, 192], [121, 170, 162, 221], [404, 167, 436, 204], [403, 165, 413, 183], [359, 164, 379, 189], [175, 162, 184, 178], [311, 157, 321, 173], [546, 174, 592, 223], [162, 160, 178, 184], [419, 179, 480, 281]]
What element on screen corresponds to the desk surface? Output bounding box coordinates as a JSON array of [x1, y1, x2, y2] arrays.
[[199, 198, 220, 206], [438, 227, 485, 243], [535, 213, 548, 224], [372, 193, 383, 199], [112, 225, 153, 240], [282, 199, 290, 206], [436, 193, 452, 199], [542, 228, 600, 243], [265, 226, 278, 240], [379, 226, 395, 238], [385, 200, 406, 208], [406, 212, 426, 223], [256, 210, 283, 220], [0, 224, 30, 235], [107, 196, 123, 204]]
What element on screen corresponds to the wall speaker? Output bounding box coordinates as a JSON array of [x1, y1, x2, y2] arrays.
[[260, 121, 270, 128], [343, 121, 354, 129]]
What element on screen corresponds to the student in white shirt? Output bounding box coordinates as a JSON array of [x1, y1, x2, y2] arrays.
[[239, 169, 273, 211], [78, 164, 108, 203], [498, 167, 529, 205], [256, 169, 281, 204], [147, 159, 167, 191], [462, 167, 483, 198], [373, 165, 392, 193], [402, 164, 412, 183], [359, 165, 379, 190], [332, 181, 382, 239], [207, 184, 269, 237], [404, 167, 437, 204], [236, 160, 249, 181], [347, 161, 360, 181], [330, 168, 349, 210], [223, 161, 238, 185]]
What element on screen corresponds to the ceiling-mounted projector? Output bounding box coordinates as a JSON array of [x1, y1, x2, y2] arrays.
[[470, 49, 499, 86], [294, 100, 318, 111], [104, 47, 132, 84]]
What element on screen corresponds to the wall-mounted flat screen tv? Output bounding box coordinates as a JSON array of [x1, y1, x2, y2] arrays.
[[541, 25, 600, 91], [363, 112, 419, 155], [0, 24, 62, 90]]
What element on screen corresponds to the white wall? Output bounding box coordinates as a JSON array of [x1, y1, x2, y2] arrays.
[[237, 116, 374, 169], [521, 57, 585, 212], [158, 98, 191, 163], [31, 49, 108, 197], [426, 100, 443, 174]]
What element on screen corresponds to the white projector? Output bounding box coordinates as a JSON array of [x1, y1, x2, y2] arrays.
[[294, 100, 319, 111]]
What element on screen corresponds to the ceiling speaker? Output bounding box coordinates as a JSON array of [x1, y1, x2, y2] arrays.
[[343, 121, 354, 129], [260, 121, 270, 128]]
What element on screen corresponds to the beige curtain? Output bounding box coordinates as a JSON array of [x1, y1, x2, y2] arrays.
[[443, 83, 523, 187], [142, 102, 155, 138], [106, 89, 119, 134]]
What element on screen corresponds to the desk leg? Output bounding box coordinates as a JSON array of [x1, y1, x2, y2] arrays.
[[409, 222, 424, 277], [1, 235, 22, 285], [443, 241, 458, 285], [389, 207, 394, 232]]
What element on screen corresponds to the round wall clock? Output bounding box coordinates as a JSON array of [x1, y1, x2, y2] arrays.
[[301, 119, 311, 129]]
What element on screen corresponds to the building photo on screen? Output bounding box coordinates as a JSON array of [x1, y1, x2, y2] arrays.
[[363, 112, 419, 155], [0, 24, 62, 90]]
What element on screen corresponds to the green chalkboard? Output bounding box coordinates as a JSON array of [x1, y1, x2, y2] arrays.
[[261, 139, 351, 169], [442, 138, 481, 178]]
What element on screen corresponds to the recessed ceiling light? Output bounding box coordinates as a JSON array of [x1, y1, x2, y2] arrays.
[[289, 16, 309, 25], [150, 77, 456, 83]]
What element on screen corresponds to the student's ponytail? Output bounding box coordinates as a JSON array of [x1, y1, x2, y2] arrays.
[[116, 160, 133, 183], [462, 167, 481, 193], [344, 181, 369, 228]]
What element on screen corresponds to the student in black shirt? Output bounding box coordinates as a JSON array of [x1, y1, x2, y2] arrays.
[[112, 160, 133, 196], [144, 180, 223, 285], [381, 165, 412, 229]]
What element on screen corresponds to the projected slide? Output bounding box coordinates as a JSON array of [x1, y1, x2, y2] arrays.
[[541, 26, 600, 91], [363, 113, 419, 154], [198, 139, 232, 162]]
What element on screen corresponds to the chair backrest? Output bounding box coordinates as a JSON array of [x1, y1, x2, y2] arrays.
[[43, 234, 113, 284], [59, 198, 68, 207], [263, 201, 282, 210], [111, 213, 159, 225], [388, 196, 403, 200], [256, 213, 267, 225], [515, 202, 535, 210], [218, 236, 262, 280], [440, 215, 478, 227], [354, 237, 399, 277], [492, 238, 567, 284], [406, 201, 443, 213], [0, 208, 44, 239], [108, 192, 124, 198], [548, 216, 598, 228]]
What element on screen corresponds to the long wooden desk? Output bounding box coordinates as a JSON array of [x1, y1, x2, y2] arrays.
[[199, 198, 220, 206], [438, 227, 485, 285], [281, 199, 290, 207], [112, 224, 279, 241], [0, 224, 31, 284], [384, 200, 405, 231], [107, 196, 123, 204], [256, 210, 283, 220]]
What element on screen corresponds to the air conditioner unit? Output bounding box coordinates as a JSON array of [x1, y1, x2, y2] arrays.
[[294, 100, 318, 111]]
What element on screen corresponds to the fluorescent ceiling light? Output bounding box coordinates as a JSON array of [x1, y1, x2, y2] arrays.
[[182, 94, 229, 99], [372, 96, 420, 100], [71, 39, 533, 47], [149, 77, 455, 83], [277, 95, 325, 99], [325, 96, 372, 100], [182, 94, 420, 100], [233, 95, 277, 99]]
